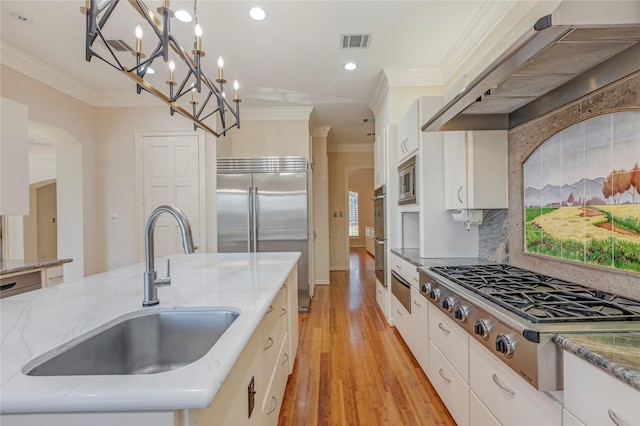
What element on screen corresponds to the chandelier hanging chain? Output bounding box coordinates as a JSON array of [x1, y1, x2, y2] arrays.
[[84, 0, 240, 137]]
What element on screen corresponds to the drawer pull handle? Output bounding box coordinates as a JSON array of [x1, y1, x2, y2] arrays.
[[396, 309, 403, 316], [282, 283, 287, 289], [377, 290, 382, 294], [396, 265, 402, 269], [608, 409, 627, 426], [266, 305, 274, 315], [413, 277, 418, 282], [1, 283, 17, 291], [48, 275, 63, 280], [279, 308, 287, 317], [438, 322, 450, 334], [492, 373, 515, 396], [457, 186, 464, 204], [266, 396, 278, 414], [438, 368, 451, 383], [264, 337, 274, 350], [281, 353, 289, 365], [413, 299, 421, 307]]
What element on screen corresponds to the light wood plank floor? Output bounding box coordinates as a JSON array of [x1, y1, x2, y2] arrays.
[[279, 248, 455, 426]]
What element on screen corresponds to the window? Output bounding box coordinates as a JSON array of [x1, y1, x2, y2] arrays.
[[349, 191, 359, 237]]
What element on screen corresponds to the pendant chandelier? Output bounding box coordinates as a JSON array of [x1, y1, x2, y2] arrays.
[[83, 0, 240, 136]]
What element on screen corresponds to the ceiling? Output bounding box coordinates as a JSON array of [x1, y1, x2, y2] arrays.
[[0, 1, 510, 145]]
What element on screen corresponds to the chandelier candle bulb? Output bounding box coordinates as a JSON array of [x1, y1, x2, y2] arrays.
[[191, 88, 196, 104], [233, 80, 239, 101], [135, 25, 143, 53], [194, 24, 202, 51], [218, 56, 224, 80]]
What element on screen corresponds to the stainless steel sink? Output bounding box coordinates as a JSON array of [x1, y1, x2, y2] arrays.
[[23, 308, 239, 376]]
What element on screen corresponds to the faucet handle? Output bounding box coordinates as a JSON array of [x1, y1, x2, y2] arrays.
[[154, 259, 171, 287]]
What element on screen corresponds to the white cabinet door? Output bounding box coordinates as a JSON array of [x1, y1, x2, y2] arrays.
[[391, 294, 410, 346], [443, 131, 468, 210], [374, 127, 386, 188], [397, 100, 419, 164], [564, 351, 640, 426], [443, 130, 508, 210], [0, 98, 29, 215], [375, 280, 387, 318], [409, 288, 428, 376]]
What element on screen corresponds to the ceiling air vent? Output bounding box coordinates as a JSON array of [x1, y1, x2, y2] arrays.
[[341, 33, 371, 49], [104, 39, 133, 52]]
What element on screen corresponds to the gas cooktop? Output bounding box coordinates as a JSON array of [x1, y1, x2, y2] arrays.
[[429, 264, 640, 324]]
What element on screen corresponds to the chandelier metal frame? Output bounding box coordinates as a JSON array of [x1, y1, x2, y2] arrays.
[[84, 0, 240, 137]]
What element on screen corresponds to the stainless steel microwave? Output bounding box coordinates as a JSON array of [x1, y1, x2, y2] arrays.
[[398, 155, 417, 205]]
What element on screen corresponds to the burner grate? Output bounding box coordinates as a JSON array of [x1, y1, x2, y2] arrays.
[[430, 264, 640, 323]]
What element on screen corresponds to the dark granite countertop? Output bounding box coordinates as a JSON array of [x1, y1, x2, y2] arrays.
[[0, 259, 72, 276], [390, 248, 422, 266], [553, 333, 640, 391]]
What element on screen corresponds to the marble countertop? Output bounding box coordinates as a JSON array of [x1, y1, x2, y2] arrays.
[[1, 258, 73, 275], [553, 333, 640, 391], [0, 252, 300, 414]]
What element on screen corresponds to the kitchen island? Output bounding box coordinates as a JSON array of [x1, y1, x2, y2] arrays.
[[0, 252, 300, 425]]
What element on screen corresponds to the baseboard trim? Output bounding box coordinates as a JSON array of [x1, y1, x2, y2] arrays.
[[315, 279, 330, 286]]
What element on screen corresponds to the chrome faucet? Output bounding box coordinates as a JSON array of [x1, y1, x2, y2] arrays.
[[143, 205, 196, 307]]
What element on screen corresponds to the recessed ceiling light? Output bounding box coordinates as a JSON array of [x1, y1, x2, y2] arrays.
[[174, 10, 192, 23], [344, 62, 357, 71], [249, 7, 266, 21], [10, 12, 33, 23]]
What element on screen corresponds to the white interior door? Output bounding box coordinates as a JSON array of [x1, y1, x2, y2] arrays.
[[141, 134, 201, 258]]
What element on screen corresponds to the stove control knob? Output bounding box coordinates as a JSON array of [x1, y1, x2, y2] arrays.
[[454, 305, 470, 323], [442, 297, 456, 312], [429, 288, 442, 302], [495, 335, 516, 358], [474, 320, 492, 340], [421, 282, 431, 294]]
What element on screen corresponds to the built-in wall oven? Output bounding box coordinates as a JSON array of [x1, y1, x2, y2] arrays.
[[373, 186, 386, 287]]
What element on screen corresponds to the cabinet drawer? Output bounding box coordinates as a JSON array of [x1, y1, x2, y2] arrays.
[[0, 271, 42, 299], [428, 341, 469, 426], [428, 306, 469, 382], [390, 254, 419, 288], [263, 334, 289, 425], [469, 338, 561, 426], [470, 389, 500, 426], [564, 351, 640, 426], [376, 281, 386, 317], [46, 265, 64, 286], [391, 294, 410, 346]]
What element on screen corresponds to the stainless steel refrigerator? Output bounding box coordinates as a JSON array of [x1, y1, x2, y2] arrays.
[[216, 157, 310, 311]]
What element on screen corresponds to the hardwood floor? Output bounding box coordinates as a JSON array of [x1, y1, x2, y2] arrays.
[[279, 248, 455, 426]]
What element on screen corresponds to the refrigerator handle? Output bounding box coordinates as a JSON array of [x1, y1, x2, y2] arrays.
[[247, 187, 253, 252], [253, 187, 259, 252]]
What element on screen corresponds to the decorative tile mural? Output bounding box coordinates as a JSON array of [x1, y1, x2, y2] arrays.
[[524, 112, 640, 273]]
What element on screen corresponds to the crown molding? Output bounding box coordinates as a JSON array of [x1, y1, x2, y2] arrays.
[[367, 70, 389, 114], [383, 68, 443, 87], [439, 0, 516, 81], [1, 41, 99, 105], [312, 126, 332, 138], [241, 106, 314, 121], [327, 143, 373, 153]]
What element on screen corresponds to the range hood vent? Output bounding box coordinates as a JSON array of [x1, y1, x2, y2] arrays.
[[422, 14, 640, 132]]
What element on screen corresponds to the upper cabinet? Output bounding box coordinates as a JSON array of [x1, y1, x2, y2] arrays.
[[374, 125, 387, 188], [0, 97, 29, 215], [443, 130, 508, 210], [397, 100, 420, 164]]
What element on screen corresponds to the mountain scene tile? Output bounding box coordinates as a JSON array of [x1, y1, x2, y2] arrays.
[[523, 112, 640, 273]]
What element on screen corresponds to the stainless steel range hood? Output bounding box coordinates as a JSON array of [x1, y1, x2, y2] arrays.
[[422, 3, 640, 132]]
